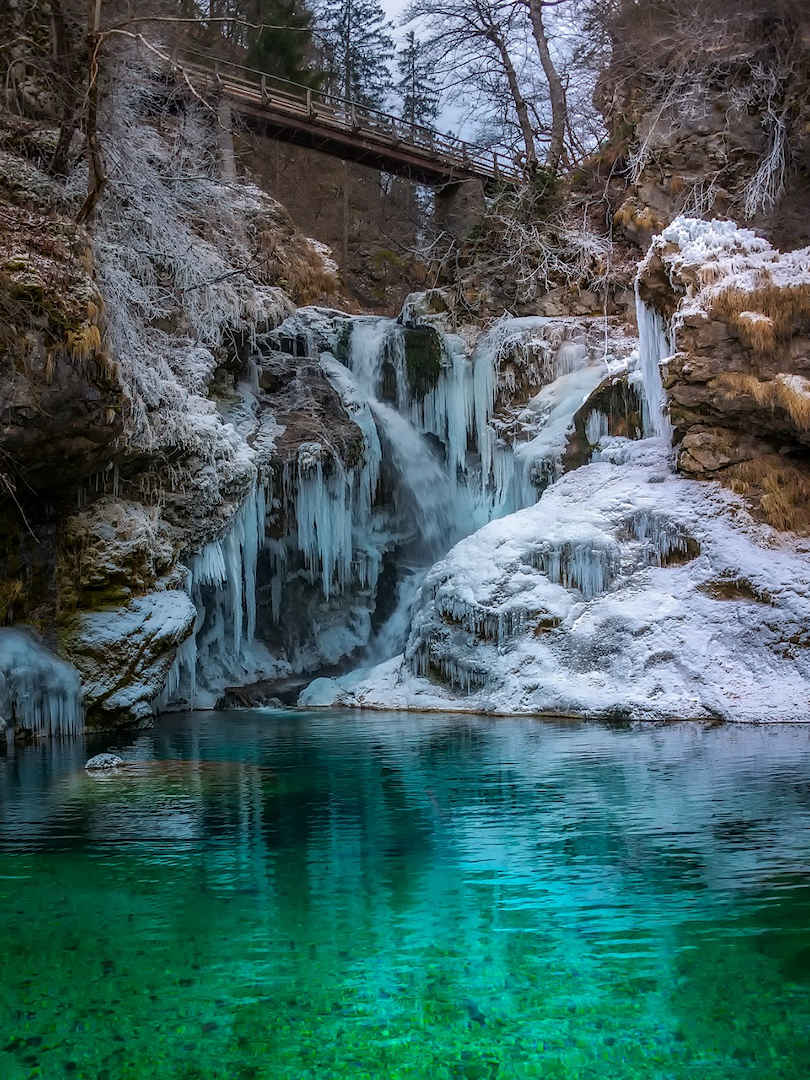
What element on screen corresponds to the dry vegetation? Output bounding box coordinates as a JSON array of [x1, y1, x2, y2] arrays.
[[714, 372, 810, 433], [726, 454, 810, 533], [711, 278, 810, 354]]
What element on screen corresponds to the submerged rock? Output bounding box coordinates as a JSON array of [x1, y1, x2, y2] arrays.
[[85, 753, 124, 770]]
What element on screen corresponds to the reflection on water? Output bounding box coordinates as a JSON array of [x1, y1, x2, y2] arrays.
[[1, 711, 810, 1078]]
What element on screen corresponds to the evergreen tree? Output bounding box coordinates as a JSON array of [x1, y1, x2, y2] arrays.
[[247, 0, 322, 87], [395, 30, 439, 129], [317, 0, 394, 108]]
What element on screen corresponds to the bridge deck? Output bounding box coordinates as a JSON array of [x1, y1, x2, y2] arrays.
[[177, 51, 521, 190]]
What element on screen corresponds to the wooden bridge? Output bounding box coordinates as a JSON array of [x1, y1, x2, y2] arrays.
[[175, 49, 522, 191]]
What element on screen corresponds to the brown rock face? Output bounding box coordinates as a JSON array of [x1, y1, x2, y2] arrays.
[[598, 1, 810, 252], [638, 219, 810, 532], [0, 204, 124, 491]]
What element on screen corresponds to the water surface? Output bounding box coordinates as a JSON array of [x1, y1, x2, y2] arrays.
[[1, 710, 810, 1078]]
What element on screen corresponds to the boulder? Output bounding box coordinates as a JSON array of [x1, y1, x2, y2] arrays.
[[85, 753, 124, 770], [63, 590, 196, 727]]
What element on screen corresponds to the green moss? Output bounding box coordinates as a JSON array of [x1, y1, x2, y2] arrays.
[[403, 325, 443, 401], [333, 320, 353, 367]]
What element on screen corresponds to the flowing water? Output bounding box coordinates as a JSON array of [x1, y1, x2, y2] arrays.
[[2, 711, 810, 1079]]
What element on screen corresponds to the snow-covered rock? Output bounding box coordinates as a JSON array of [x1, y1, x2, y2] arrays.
[[85, 753, 124, 770], [63, 591, 196, 726], [307, 438, 810, 722], [638, 218, 810, 531]]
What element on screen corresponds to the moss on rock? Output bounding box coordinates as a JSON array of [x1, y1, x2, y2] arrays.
[[403, 325, 443, 401]]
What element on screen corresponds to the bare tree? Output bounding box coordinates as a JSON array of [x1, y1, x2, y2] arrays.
[[523, 0, 567, 173], [405, 0, 539, 171]]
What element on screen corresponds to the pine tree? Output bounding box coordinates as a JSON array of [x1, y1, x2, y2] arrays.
[[317, 0, 394, 108], [247, 0, 322, 88], [395, 30, 439, 129]]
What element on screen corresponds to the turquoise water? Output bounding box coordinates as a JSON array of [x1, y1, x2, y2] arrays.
[[1, 712, 810, 1079]]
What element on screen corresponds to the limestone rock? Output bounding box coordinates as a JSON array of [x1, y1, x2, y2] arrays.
[[637, 218, 810, 530], [0, 203, 124, 491], [85, 753, 124, 770], [63, 591, 196, 727], [62, 498, 177, 606]]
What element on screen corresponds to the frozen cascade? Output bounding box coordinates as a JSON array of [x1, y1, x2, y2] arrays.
[[364, 567, 426, 664], [0, 629, 83, 737], [585, 410, 610, 446], [347, 319, 516, 523], [163, 482, 268, 707], [371, 400, 451, 547], [634, 280, 674, 439]]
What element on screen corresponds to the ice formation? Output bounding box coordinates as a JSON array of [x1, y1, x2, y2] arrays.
[[0, 629, 83, 737], [634, 281, 674, 438], [305, 438, 810, 722], [157, 289, 665, 709], [164, 482, 273, 707]]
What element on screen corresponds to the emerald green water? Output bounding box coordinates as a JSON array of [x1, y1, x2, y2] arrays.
[[2, 712, 810, 1079]]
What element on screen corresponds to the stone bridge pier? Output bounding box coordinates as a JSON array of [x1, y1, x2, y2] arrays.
[[435, 178, 486, 242]]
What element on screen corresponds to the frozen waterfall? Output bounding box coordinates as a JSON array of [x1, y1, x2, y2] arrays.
[[634, 281, 674, 439], [163, 482, 270, 708], [0, 629, 83, 738]]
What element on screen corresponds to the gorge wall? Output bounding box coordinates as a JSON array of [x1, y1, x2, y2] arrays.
[[2, 9, 810, 737]]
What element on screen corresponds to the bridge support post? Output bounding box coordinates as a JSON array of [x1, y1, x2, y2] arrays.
[[435, 178, 485, 243], [217, 96, 236, 183]]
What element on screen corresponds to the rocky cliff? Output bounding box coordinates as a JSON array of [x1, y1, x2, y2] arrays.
[[638, 218, 810, 533], [599, 0, 810, 252], [0, 67, 361, 733]]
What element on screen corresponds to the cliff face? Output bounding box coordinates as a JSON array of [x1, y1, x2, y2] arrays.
[[638, 218, 810, 532], [0, 75, 358, 731], [599, 0, 810, 253]]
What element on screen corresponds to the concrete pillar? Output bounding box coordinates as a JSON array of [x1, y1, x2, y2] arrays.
[[435, 179, 486, 243]]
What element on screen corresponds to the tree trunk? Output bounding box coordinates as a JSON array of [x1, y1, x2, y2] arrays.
[[76, 0, 106, 226], [527, 0, 567, 174], [48, 0, 78, 177], [492, 32, 537, 172]]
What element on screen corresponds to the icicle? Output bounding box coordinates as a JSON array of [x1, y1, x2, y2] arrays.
[[410, 643, 487, 694], [0, 629, 83, 737], [585, 410, 610, 446], [265, 539, 287, 624], [163, 480, 267, 709], [435, 594, 529, 643], [529, 540, 621, 598], [624, 510, 698, 565], [294, 443, 354, 599], [634, 280, 674, 439]]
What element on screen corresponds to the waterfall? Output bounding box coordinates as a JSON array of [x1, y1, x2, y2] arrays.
[[162, 303, 564, 703], [634, 280, 674, 439], [370, 400, 452, 548], [0, 629, 83, 738]]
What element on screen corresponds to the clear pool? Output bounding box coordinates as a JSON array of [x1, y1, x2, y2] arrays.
[[1, 710, 809, 1078]]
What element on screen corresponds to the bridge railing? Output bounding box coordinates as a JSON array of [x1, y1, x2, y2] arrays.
[[172, 48, 522, 184]]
